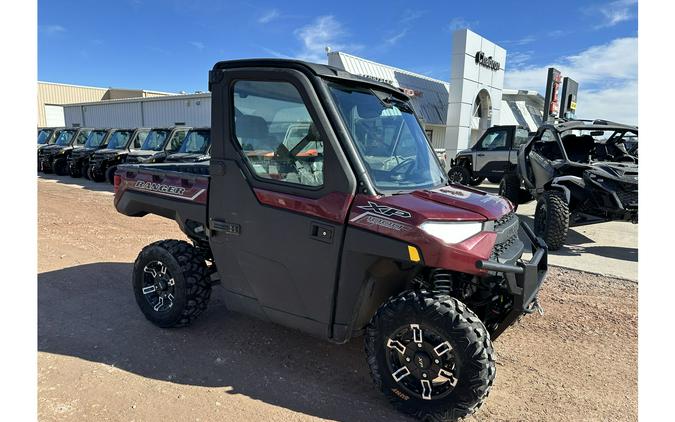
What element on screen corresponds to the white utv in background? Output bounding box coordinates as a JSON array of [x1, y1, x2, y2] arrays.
[[447, 125, 531, 186]]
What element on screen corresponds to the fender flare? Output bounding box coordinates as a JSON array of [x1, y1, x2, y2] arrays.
[[549, 175, 584, 203]]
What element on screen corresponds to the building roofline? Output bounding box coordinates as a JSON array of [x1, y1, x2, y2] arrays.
[[62, 92, 210, 107], [38, 81, 175, 95]]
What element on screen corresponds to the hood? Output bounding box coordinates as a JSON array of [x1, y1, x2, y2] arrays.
[[590, 161, 638, 183], [165, 152, 210, 162], [40, 145, 68, 155], [410, 185, 513, 220], [127, 150, 156, 158], [94, 148, 126, 156], [455, 148, 472, 157]]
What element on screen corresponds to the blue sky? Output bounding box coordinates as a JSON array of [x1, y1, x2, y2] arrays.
[[39, 0, 638, 123]]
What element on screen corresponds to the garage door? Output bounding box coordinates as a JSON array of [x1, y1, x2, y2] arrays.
[[45, 105, 65, 127]]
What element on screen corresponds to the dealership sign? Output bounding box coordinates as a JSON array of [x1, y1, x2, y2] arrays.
[[474, 51, 500, 71]]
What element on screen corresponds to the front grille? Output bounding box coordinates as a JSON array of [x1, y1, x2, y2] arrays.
[[490, 212, 523, 262]]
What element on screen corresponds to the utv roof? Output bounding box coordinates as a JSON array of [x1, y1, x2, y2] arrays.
[[550, 119, 638, 132], [211, 58, 408, 97]]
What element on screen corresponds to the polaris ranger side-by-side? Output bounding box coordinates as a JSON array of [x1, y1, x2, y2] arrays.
[[67, 128, 113, 178], [165, 128, 211, 163], [38, 127, 92, 174], [125, 126, 191, 164], [500, 120, 638, 250], [88, 128, 150, 183], [447, 125, 531, 186], [113, 59, 548, 421]]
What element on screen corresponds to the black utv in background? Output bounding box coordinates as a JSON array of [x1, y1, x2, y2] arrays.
[[165, 128, 211, 163], [88, 128, 150, 183], [125, 126, 191, 165], [500, 120, 638, 250], [38, 127, 92, 175], [67, 129, 114, 178], [447, 125, 531, 186], [37, 127, 63, 150]]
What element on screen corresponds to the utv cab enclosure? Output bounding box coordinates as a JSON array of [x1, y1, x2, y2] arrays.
[[88, 128, 150, 183], [38, 127, 92, 175], [448, 125, 531, 186], [67, 128, 114, 178], [114, 59, 548, 421], [125, 126, 191, 164], [165, 128, 211, 163], [500, 120, 638, 250]]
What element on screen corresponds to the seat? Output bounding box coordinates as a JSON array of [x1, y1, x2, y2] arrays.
[[236, 115, 275, 151], [561, 134, 595, 163]]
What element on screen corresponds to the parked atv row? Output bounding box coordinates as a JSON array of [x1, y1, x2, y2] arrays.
[[37, 126, 211, 183]]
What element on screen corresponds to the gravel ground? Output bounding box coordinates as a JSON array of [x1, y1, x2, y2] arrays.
[[38, 177, 637, 421]]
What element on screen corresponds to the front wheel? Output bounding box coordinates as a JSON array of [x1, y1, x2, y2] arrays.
[[69, 163, 82, 178], [499, 173, 521, 208], [366, 291, 495, 421], [467, 175, 485, 186], [89, 166, 105, 182], [53, 158, 67, 176], [534, 190, 569, 250], [447, 166, 470, 185], [133, 240, 212, 328]]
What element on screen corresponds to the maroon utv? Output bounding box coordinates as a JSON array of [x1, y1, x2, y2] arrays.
[[113, 59, 548, 421]]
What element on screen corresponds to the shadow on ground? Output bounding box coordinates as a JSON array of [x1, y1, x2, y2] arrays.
[[38, 173, 113, 194], [38, 262, 408, 421]]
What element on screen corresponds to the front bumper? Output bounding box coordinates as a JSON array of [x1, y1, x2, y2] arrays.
[[475, 220, 548, 338]]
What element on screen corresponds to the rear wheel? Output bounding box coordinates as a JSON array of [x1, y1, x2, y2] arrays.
[[447, 166, 470, 185], [366, 291, 495, 421], [53, 158, 67, 176], [132, 240, 212, 328], [534, 190, 569, 250]]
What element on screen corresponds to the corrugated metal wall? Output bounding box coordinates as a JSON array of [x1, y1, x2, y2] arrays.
[[143, 95, 211, 127], [38, 82, 108, 126], [64, 94, 211, 128]]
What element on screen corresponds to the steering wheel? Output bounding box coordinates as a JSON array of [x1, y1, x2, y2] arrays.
[[389, 158, 416, 180]]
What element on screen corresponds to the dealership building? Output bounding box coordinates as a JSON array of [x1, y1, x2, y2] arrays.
[[47, 29, 544, 157]]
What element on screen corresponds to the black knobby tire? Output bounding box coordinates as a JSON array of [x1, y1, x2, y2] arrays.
[[447, 166, 470, 185], [90, 166, 105, 182], [69, 164, 82, 178], [365, 291, 495, 421], [133, 239, 212, 328], [83, 165, 91, 180], [53, 158, 67, 176], [499, 173, 521, 207], [467, 175, 485, 186], [105, 165, 117, 184], [534, 190, 569, 251]]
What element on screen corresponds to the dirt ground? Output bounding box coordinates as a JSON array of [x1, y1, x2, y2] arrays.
[[38, 177, 637, 421]]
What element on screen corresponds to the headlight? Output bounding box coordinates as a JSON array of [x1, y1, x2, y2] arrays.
[[419, 221, 484, 244]]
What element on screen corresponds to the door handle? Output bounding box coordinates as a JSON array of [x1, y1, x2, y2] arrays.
[[310, 223, 334, 243], [210, 219, 241, 235], [477, 153, 486, 157]]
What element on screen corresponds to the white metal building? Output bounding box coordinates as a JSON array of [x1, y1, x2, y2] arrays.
[[64, 93, 211, 128], [38, 81, 171, 127]]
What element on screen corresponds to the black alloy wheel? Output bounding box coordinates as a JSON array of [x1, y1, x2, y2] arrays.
[[140, 260, 177, 313], [384, 323, 458, 401]]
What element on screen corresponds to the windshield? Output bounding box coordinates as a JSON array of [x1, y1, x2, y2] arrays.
[[55, 130, 76, 146], [140, 130, 169, 151], [84, 130, 108, 148], [38, 129, 53, 144], [106, 130, 133, 149], [328, 83, 446, 191], [557, 128, 638, 163], [178, 130, 210, 153]]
